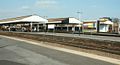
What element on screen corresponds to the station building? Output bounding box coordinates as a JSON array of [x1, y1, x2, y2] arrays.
[[112, 18, 120, 34], [82, 20, 98, 33], [47, 17, 82, 32], [82, 17, 114, 33], [0, 15, 48, 32], [0, 15, 115, 34], [98, 17, 113, 33]]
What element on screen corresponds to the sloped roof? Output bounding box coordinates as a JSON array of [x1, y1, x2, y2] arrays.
[[0, 15, 48, 24], [0, 15, 32, 22], [100, 21, 113, 25], [83, 20, 97, 22], [21, 15, 48, 23], [48, 17, 69, 22], [48, 17, 82, 24]]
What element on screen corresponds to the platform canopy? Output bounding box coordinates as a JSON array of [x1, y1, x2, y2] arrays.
[[0, 15, 48, 24], [48, 17, 82, 24]]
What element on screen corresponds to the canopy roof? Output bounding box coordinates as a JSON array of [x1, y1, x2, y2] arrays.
[[48, 17, 82, 24], [0, 15, 48, 24]]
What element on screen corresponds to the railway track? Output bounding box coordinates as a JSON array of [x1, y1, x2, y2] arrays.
[[0, 32, 120, 55]]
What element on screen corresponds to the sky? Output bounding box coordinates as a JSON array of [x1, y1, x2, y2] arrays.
[[0, 0, 120, 20]]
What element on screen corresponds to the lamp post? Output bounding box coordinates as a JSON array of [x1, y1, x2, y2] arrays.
[[77, 11, 82, 35], [43, 16, 48, 33], [77, 11, 81, 20]]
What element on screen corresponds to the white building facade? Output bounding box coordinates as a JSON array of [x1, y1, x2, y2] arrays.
[[99, 17, 113, 33], [0, 15, 48, 32], [47, 17, 82, 32]]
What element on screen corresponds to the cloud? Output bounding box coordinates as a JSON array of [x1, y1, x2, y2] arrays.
[[35, 0, 58, 9], [20, 6, 30, 10]]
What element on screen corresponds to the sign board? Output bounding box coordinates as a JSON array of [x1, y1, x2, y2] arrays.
[[83, 22, 96, 28], [48, 25, 55, 29]]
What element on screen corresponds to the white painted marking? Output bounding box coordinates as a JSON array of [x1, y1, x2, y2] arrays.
[[1, 35, 120, 65]]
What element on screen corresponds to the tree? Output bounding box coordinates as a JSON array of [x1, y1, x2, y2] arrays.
[[112, 18, 119, 23], [112, 18, 119, 33]]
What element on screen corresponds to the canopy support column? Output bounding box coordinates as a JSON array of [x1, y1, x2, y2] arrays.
[[67, 24, 69, 32], [37, 23, 40, 32], [30, 22, 33, 32]]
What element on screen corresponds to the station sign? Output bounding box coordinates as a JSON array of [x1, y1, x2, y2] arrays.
[[83, 22, 96, 28]]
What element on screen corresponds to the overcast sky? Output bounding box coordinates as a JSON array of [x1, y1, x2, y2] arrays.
[[0, 0, 120, 20]]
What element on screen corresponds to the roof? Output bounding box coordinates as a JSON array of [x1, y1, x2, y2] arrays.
[[48, 17, 69, 22], [100, 21, 113, 25], [48, 17, 82, 24], [0, 15, 32, 22], [0, 15, 48, 24], [83, 20, 97, 22]]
